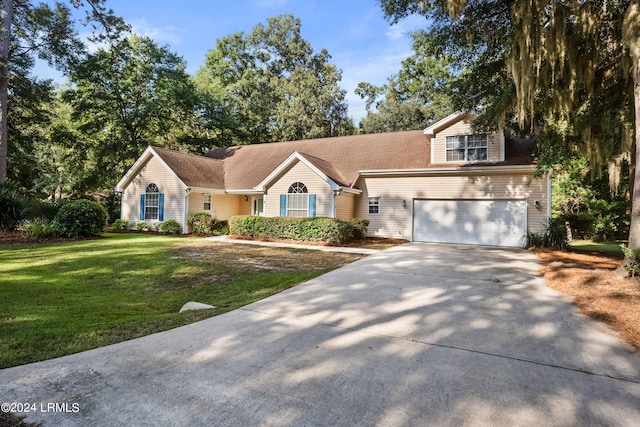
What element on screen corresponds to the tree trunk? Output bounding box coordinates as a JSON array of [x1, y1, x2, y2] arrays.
[[629, 67, 640, 249], [625, 2, 640, 249], [0, 0, 13, 182]]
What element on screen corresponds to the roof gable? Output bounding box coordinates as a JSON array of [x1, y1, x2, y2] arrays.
[[423, 111, 476, 138], [151, 146, 225, 190], [118, 115, 536, 193], [207, 130, 431, 190], [115, 146, 183, 192], [255, 151, 343, 191]]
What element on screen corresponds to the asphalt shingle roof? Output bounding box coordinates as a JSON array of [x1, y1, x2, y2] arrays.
[[148, 130, 535, 191]]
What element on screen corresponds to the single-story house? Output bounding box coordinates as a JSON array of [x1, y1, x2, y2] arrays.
[[115, 112, 550, 247]]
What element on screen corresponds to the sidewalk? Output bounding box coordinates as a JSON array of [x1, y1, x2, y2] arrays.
[[205, 235, 379, 255]]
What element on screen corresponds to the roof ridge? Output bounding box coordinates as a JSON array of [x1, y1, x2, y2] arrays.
[[151, 145, 223, 162], [210, 129, 426, 152]]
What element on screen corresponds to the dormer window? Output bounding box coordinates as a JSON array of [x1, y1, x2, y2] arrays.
[[446, 135, 488, 162]]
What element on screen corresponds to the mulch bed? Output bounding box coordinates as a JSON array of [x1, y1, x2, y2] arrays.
[[535, 248, 640, 351]]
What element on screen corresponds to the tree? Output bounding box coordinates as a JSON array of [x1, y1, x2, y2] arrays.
[[356, 30, 454, 133], [196, 14, 350, 145], [0, 0, 125, 182], [64, 35, 201, 190], [379, 0, 640, 251]]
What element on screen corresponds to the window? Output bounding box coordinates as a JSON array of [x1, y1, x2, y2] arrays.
[[203, 194, 211, 211], [368, 197, 380, 215], [287, 182, 309, 217], [144, 183, 160, 220], [446, 135, 488, 162]]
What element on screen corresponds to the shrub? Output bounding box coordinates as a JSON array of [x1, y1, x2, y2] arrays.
[[228, 216, 367, 244], [0, 180, 29, 231], [52, 199, 108, 238], [23, 218, 54, 238], [111, 219, 131, 230], [349, 218, 370, 240], [136, 221, 150, 232], [525, 217, 568, 250], [188, 212, 213, 235], [188, 212, 226, 235], [622, 246, 640, 278], [98, 192, 121, 224], [28, 199, 66, 221], [160, 219, 181, 234]]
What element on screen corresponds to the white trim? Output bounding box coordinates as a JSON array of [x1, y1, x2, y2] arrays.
[[183, 188, 190, 235], [360, 164, 537, 176], [226, 189, 264, 195], [547, 171, 553, 220], [255, 151, 339, 191], [368, 196, 381, 215], [423, 111, 475, 137], [444, 134, 489, 163], [188, 186, 225, 195], [203, 194, 212, 211], [115, 146, 187, 193], [286, 192, 310, 217], [340, 187, 362, 195], [500, 132, 506, 162]]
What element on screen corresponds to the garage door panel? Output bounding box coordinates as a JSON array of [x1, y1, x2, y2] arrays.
[[413, 200, 526, 247]]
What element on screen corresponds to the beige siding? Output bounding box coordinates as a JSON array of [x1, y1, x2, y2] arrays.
[[354, 172, 549, 240], [188, 193, 209, 214], [121, 156, 185, 228], [432, 117, 502, 164], [239, 197, 252, 216], [335, 193, 355, 220], [264, 160, 333, 217], [187, 193, 242, 220]]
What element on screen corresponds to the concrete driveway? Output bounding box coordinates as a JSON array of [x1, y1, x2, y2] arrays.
[[2, 243, 640, 426]]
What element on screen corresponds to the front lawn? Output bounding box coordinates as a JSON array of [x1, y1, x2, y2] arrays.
[[0, 233, 363, 368], [568, 239, 625, 258]]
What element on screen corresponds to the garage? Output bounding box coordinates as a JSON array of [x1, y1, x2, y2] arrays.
[[412, 199, 527, 247]]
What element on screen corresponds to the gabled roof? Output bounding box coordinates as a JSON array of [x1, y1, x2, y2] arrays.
[[115, 146, 225, 192], [254, 151, 348, 191], [424, 111, 475, 137], [152, 146, 225, 189], [207, 130, 431, 190], [118, 120, 537, 193]]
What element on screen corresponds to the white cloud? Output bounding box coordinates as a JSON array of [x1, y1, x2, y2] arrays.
[[384, 14, 427, 41], [129, 19, 183, 46]]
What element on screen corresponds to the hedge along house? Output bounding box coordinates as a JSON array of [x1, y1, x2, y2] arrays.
[[115, 112, 551, 247]]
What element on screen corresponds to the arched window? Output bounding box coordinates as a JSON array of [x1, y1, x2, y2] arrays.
[[288, 182, 308, 194], [142, 183, 161, 221], [286, 182, 309, 217]]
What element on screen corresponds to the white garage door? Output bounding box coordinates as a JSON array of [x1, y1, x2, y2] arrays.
[[413, 199, 527, 247]]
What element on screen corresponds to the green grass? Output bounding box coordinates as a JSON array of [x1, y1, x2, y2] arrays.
[[568, 239, 625, 258], [0, 233, 356, 368]]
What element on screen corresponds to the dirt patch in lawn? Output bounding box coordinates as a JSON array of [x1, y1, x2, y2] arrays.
[[227, 235, 409, 250], [535, 248, 640, 351], [173, 241, 365, 272]]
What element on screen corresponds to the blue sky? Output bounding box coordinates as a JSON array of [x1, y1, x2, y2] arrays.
[[45, 0, 428, 123]]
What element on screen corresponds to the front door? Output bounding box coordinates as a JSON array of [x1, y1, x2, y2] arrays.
[[253, 197, 264, 216]]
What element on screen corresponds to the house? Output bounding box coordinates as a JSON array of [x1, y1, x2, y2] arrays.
[[115, 112, 550, 247]]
